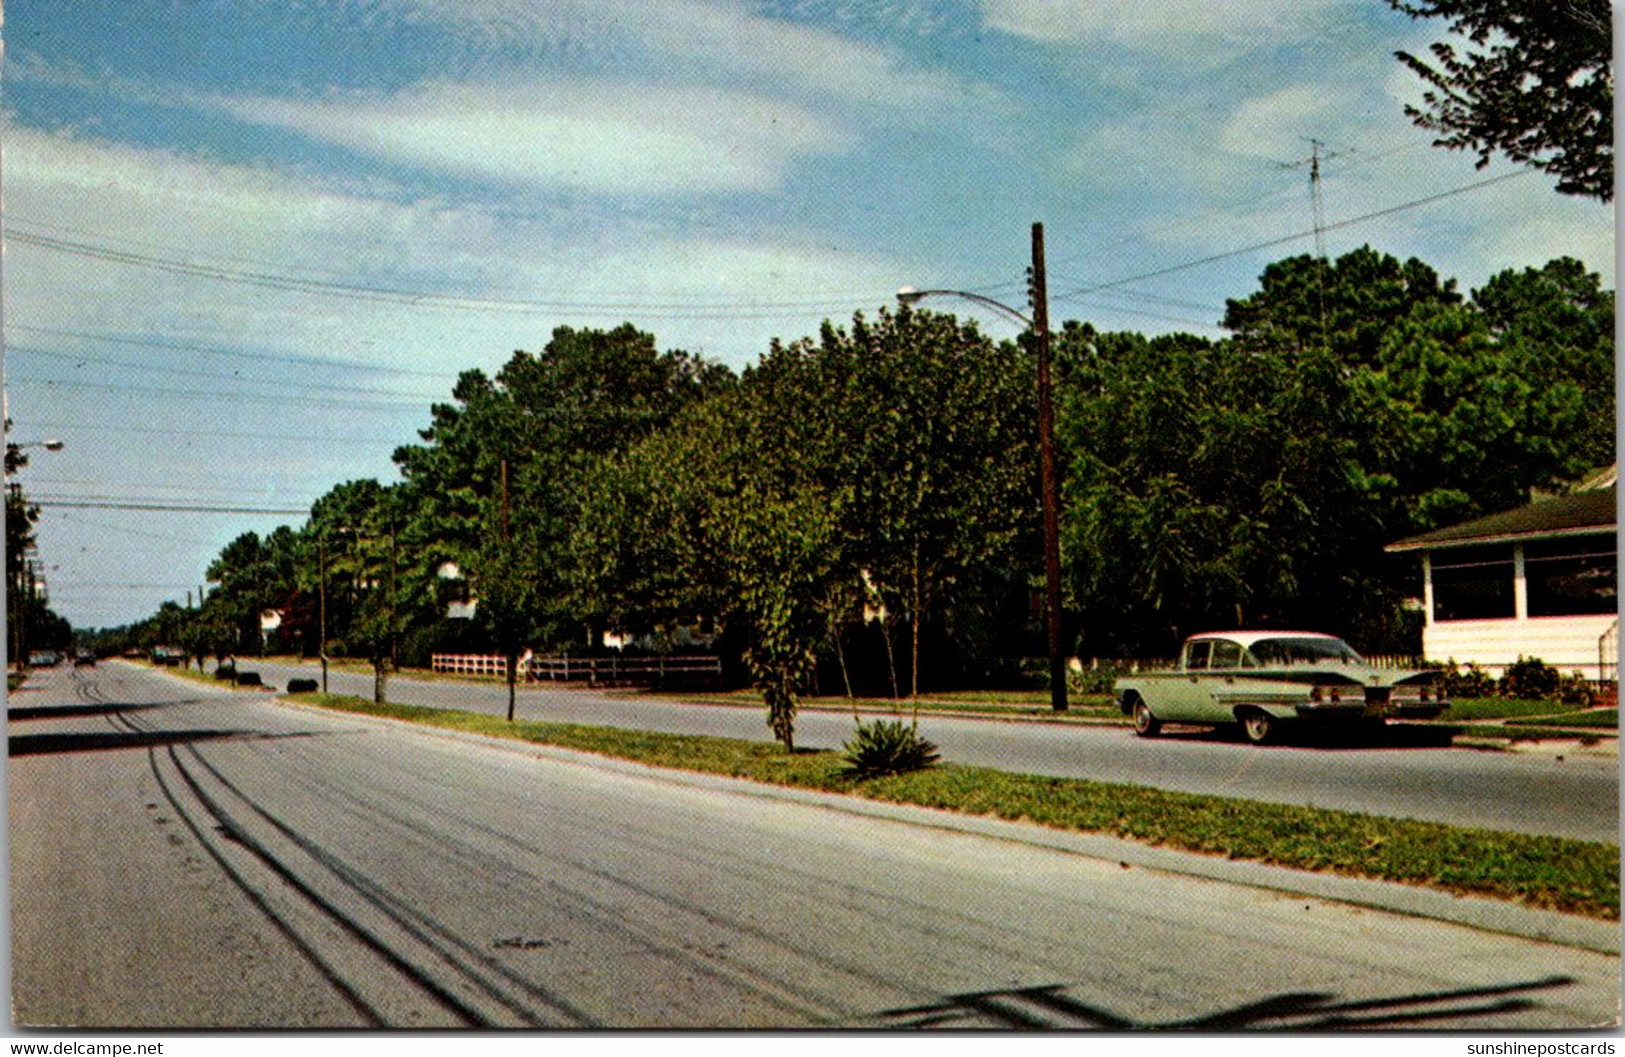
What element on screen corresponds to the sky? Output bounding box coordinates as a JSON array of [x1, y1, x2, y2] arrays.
[[2, 0, 1615, 631]]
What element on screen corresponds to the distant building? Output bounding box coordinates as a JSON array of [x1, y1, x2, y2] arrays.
[[1386, 479, 1618, 680], [438, 561, 478, 619]]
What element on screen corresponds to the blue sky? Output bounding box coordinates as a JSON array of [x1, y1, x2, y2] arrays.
[[3, 0, 1614, 630]]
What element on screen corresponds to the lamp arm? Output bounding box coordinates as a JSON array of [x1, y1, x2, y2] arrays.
[[897, 288, 1033, 329]]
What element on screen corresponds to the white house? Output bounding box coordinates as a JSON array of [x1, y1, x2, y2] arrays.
[[1386, 481, 1618, 680]]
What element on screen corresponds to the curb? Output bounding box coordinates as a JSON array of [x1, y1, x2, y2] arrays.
[[273, 693, 1621, 957]]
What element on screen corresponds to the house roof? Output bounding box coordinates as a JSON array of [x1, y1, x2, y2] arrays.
[[1386, 485, 1618, 553]]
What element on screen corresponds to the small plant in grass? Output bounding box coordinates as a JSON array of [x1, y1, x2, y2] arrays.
[[842, 719, 941, 778]]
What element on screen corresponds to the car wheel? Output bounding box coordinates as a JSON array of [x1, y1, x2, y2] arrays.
[[1241, 709, 1276, 745], [1132, 698, 1161, 738]]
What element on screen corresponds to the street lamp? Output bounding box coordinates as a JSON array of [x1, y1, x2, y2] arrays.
[[898, 221, 1068, 711], [5, 439, 64, 476]]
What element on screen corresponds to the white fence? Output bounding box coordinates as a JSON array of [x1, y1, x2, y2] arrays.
[[431, 654, 510, 677], [431, 653, 723, 686]]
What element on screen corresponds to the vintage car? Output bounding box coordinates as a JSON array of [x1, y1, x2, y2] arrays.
[[1115, 631, 1448, 744]]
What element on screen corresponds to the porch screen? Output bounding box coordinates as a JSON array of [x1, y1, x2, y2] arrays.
[[1525, 536, 1618, 617], [1431, 544, 1514, 622]]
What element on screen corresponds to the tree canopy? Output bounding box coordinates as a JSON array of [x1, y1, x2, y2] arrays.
[[133, 249, 1614, 741], [1388, 0, 1613, 199]]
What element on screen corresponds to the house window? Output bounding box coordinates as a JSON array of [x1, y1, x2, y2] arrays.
[[1525, 536, 1618, 617], [1431, 545, 1515, 622]]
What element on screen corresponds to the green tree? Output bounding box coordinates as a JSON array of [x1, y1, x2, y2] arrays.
[[1059, 249, 1613, 656], [1221, 247, 1461, 362], [1471, 257, 1616, 467], [395, 325, 731, 654], [806, 310, 1037, 697], [1387, 0, 1613, 199], [6, 482, 40, 665]]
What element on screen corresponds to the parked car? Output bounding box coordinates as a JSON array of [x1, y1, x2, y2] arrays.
[[1114, 631, 1448, 745], [73, 650, 97, 667], [25, 650, 59, 668]]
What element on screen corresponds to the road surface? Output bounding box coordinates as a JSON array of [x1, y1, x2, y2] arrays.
[[241, 657, 1619, 843], [8, 661, 1619, 1029]]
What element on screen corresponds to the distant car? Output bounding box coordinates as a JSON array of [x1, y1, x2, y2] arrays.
[[26, 650, 59, 668], [1114, 631, 1448, 745], [73, 651, 97, 667]]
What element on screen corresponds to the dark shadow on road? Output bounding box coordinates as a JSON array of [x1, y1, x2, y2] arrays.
[[9, 702, 177, 722], [871, 974, 1577, 1029], [1148, 722, 1457, 751], [9, 729, 325, 757]]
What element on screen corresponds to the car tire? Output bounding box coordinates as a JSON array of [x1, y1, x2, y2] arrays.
[[1241, 709, 1276, 745], [1132, 698, 1161, 738]]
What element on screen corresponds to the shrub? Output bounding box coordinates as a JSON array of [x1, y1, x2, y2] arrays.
[[287, 678, 319, 694], [841, 719, 941, 778], [1499, 657, 1562, 700], [1482, 657, 1597, 705], [215, 664, 237, 682], [1069, 659, 1138, 696], [235, 671, 262, 687], [1433, 660, 1497, 698]]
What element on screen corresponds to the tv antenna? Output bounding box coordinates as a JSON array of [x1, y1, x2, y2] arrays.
[[1278, 138, 1353, 259]]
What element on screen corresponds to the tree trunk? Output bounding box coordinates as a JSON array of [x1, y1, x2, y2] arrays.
[[506, 651, 518, 722], [836, 630, 854, 702], [881, 618, 900, 699], [910, 551, 922, 702]]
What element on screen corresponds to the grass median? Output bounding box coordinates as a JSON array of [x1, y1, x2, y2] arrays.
[[288, 691, 1619, 921]]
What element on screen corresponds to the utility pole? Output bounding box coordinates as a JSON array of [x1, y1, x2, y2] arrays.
[[318, 531, 329, 695], [500, 458, 511, 541], [1029, 222, 1067, 711]]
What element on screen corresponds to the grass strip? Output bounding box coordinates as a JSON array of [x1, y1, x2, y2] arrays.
[[1514, 709, 1618, 730], [290, 691, 1619, 920], [1446, 697, 1606, 722], [666, 690, 1122, 721]]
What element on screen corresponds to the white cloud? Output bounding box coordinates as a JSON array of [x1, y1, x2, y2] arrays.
[[213, 79, 855, 195], [373, 0, 963, 110], [3, 121, 903, 373], [1218, 85, 1349, 161], [979, 0, 1349, 53]]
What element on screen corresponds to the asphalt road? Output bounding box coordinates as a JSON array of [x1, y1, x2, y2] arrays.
[[240, 657, 1620, 843], [7, 661, 1620, 1030]]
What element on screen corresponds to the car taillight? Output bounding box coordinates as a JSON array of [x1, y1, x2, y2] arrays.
[[1309, 686, 1341, 703]]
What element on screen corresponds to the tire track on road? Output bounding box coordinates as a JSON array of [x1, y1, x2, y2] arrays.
[[107, 707, 507, 1027]]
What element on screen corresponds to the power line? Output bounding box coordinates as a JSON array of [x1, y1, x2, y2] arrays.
[[9, 344, 450, 403], [48, 510, 228, 547], [32, 498, 311, 514], [7, 225, 885, 319], [6, 374, 432, 412], [1051, 169, 1538, 302], [29, 418, 400, 447], [9, 324, 463, 382]]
